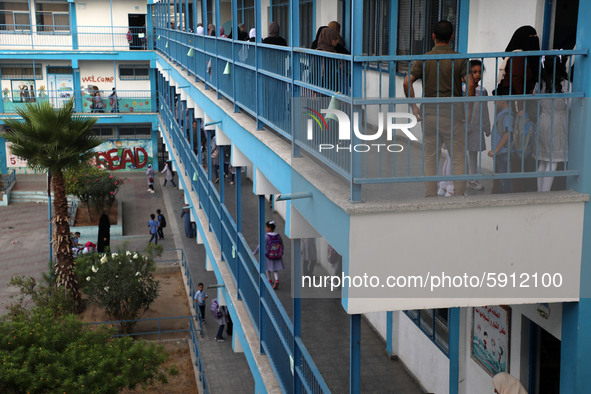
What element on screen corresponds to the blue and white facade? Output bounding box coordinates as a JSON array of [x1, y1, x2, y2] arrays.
[[2, 0, 591, 392]]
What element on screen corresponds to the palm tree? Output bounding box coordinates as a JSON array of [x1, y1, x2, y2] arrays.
[[2, 99, 101, 307]]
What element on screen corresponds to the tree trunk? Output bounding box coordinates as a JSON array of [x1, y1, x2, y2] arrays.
[[52, 171, 81, 309]]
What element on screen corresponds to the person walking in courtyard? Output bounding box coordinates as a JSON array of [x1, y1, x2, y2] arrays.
[[194, 282, 208, 324], [146, 164, 155, 193], [156, 209, 166, 239], [148, 213, 159, 244], [253, 220, 284, 290], [181, 205, 195, 237], [97, 213, 110, 252], [162, 161, 177, 187]]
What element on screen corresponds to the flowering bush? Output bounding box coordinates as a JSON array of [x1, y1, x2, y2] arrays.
[[65, 163, 125, 217], [75, 245, 161, 331]]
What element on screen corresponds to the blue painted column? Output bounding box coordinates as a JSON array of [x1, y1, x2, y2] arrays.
[[349, 0, 363, 202], [448, 307, 460, 394], [151, 125, 159, 170], [206, 128, 212, 180], [350, 314, 361, 393], [386, 311, 393, 356], [254, 0, 263, 129], [541, 0, 553, 50], [202, 0, 208, 30], [219, 145, 225, 202], [184, 0, 189, 31], [290, 0, 300, 157], [457, 0, 469, 53], [173, 0, 178, 30], [150, 62, 157, 112], [0, 65, 3, 114], [192, 0, 198, 31], [187, 107, 195, 147], [258, 194, 266, 354], [388, 0, 398, 107], [68, 0, 78, 50], [147, 1, 155, 49], [292, 238, 302, 393], [0, 134, 6, 174], [235, 163, 242, 300], [72, 59, 82, 112], [561, 1, 591, 392]]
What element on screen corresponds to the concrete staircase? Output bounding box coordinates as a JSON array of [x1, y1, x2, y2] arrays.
[[8, 190, 54, 204]]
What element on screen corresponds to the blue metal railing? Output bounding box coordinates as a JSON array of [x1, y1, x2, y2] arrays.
[[0, 24, 151, 50], [1, 169, 16, 191], [1, 89, 153, 114], [155, 25, 586, 200], [91, 315, 209, 394], [158, 89, 329, 393]]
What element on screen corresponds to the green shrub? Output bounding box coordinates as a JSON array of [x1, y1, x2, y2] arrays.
[[0, 307, 173, 392], [74, 246, 161, 331]]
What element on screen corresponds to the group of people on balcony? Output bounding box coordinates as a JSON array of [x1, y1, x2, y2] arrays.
[[404, 21, 569, 197]]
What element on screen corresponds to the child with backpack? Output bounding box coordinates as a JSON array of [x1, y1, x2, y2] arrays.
[[253, 220, 284, 289], [210, 298, 227, 342], [534, 55, 569, 192], [156, 209, 166, 240], [488, 85, 514, 194]]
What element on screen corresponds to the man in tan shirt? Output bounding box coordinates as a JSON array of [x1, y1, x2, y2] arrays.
[[403, 20, 474, 197]]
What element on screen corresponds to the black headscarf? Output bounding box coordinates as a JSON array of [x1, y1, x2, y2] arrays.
[[505, 26, 540, 52], [311, 26, 328, 49]]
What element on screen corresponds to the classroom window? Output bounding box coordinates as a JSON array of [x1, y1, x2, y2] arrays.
[[0, 1, 30, 31], [405, 309, 450, 355], [0, 63, 42, 79], [91, 127, 114, 140], [397, 0, 459, 72], [237, 0, 255, 32], [35, 2, 70, 32], [119, 126, 152, 139], [119, 64, 150, 80], [363, 0, 390, 56]]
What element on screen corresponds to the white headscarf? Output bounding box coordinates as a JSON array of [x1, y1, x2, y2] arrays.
[[492, 372, 528, 394], [249, 28, 256, 40], [196, 26, 204, 35]]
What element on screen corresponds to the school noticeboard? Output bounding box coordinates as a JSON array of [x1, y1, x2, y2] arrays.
[[471, 305, 511, 377], [93, 140, 153, 171]]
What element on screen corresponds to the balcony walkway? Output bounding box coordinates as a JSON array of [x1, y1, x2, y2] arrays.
[[176, 166, 425, 392]]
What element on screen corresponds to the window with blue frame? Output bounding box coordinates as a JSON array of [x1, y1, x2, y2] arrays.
[[0, 63, 42, 79], [0, 1, 30, 31], [35, 2, 69, 32], [119, 65, 150, 81], [363, 0, 389, 56], [237, 0, 255, 32], [397, 0, 459, 72], [268, 0, 314, 46], [405, 308, 450, 355]]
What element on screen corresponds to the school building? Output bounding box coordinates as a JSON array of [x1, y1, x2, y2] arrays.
[[0, 0, 589, 393]]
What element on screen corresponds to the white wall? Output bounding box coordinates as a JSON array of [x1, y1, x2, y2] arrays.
[[397, 311, 449, 394], [76, 0, 147, 27], [365, 311, 387, 340], [79, 60, 151, 92], [346, 199, 584, 313]]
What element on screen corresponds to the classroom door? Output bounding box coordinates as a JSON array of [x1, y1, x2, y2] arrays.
[[128, 14, 146, 50], [47, 72, 74, 108]]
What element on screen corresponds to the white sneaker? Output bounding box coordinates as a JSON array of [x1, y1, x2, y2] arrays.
[[150, 190, 155, 193], [437, 187, 446, 196], [445, 191, 454, 197]]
